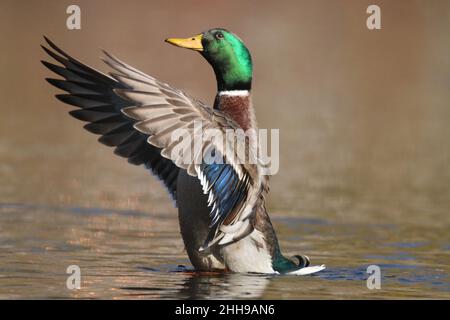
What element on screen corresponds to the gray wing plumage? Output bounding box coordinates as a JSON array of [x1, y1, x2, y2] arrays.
[[41, 37, 179, 201]]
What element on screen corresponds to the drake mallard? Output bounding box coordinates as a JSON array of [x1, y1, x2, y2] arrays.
[[41, 28, 325, 275]]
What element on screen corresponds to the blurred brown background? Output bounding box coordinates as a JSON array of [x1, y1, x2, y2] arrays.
[[0, 0, 449, 226]]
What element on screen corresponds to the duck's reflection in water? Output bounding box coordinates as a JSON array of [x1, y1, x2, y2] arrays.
[[177, 271, 271, 299]]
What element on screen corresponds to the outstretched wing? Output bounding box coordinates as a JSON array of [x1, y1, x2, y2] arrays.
[[101, 52, 268, 250], [41, 37, 180, 201]]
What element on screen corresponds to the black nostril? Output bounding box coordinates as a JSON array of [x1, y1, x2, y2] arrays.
[[192, 38, 195, 40]]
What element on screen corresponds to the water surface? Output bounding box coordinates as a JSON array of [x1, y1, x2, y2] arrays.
[[0, 203, 448, 299]]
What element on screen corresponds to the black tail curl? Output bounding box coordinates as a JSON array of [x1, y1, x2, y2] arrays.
[[291, 255, 310, 268]]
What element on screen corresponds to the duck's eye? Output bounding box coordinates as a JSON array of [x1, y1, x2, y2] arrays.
[[215, 33, 224, 40]]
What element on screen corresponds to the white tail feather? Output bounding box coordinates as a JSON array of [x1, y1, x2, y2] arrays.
[[286, 264, 326, 275]]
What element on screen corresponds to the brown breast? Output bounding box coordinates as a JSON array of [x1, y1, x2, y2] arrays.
[[216, 94, 254, 131]]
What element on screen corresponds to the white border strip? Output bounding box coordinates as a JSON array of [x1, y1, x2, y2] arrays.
[[218, 90, 250, 97]]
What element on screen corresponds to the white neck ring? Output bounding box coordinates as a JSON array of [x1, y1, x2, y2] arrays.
[[218, 90, 250, 97]]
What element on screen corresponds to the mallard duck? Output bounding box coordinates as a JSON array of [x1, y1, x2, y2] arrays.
[[41, 28, 325, 275]]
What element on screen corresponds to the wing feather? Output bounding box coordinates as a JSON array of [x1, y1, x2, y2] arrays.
[[41, 37, 180, 201]]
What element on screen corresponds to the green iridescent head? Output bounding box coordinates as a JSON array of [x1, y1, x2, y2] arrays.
[[166, 28, 253, 91]]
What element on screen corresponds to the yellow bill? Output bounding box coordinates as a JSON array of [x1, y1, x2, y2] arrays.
[[165, 34, 203, 51]]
